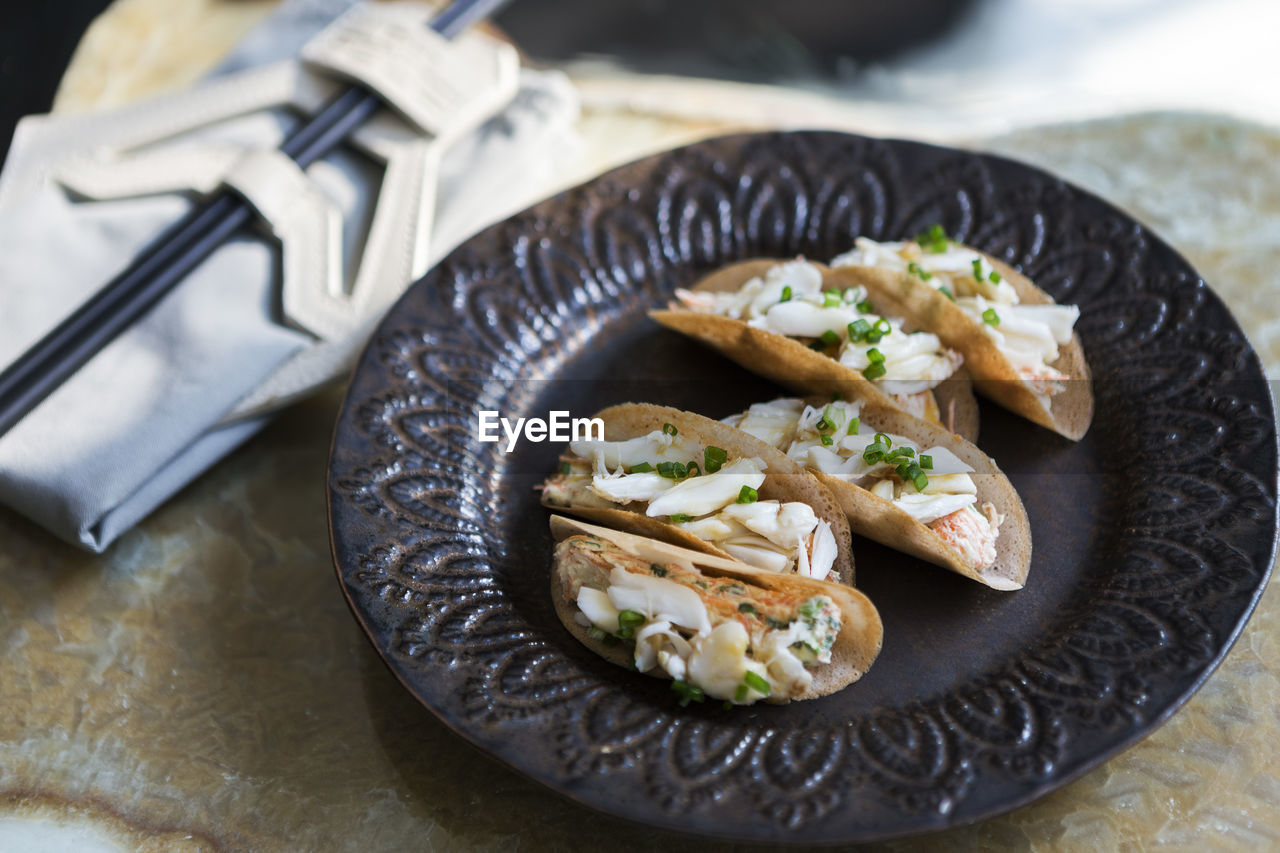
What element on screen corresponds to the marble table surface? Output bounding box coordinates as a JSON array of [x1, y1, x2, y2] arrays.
[[2, 1, 1278, 850]]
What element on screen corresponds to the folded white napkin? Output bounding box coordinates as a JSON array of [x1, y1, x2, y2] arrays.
[[0, 0, 579, 550]]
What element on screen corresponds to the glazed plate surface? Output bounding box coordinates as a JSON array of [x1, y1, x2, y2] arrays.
[[326, 131, 1278, 843]]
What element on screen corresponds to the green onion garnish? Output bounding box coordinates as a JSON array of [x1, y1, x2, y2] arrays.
[[875, 432, 891, 446], [618, 609, 645, 630], [780, 285, 792, 302], [737, 485, 758, 504], [587, 626, 606, 641], [866, 348, 885, 364], [627, 461, 653, 473], [897, 446, 914, 458], [855, 299, 874, 314], [738, 602, 757, 615], [821, 434, 834, 446], [669, 513, 690, 524], [938, 286, 955, 301], [865, 327, 883, 344], [656, 461, 688, 479], [863, 362, 887, 380], [847, 417, 860, 435], [913, 471, 929, 492], [704, 445, 727, 473], [823, 289, 842, 307], [874, 318, 892, 337], [972, 259, 985, 281], [671, 680, 705, 707], [915, 224, 949, 253], [559, 461, 571, 475], [920, 454, 933, 469], [662, 422, 678, 436], [685, 461, 700, 477], [982, 307, 1000, 326], [990, 270, 1002, 284], [742, 671, 771, 696], [734, 684, 748, 703], [819, 329, 840, 348], [907, 261, 933, 281], [847, 318, 871, 342]]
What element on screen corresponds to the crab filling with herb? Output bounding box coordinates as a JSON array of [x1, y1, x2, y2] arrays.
[[672, 259, 963, 421], [543, 426, 838, 580], [830, 231, 1080, 409], [557, 533, 843, 704], [725, 398, 1004, 571]]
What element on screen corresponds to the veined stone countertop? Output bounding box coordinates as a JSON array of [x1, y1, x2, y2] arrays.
[[1, 1, 1278, 849]]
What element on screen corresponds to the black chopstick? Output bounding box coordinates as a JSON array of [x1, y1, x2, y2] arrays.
[[0, 0, 512, 440]]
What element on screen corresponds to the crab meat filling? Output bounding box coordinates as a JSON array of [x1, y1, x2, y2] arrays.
[[545, 429, 837, 580], [557, 534, 844, 704], [673, 258, 963, 408], [726, 397, 1004, 570], [830, 237, 1080, 408]]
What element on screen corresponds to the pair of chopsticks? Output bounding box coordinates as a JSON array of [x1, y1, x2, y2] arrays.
[[0, 0, 512, 440]]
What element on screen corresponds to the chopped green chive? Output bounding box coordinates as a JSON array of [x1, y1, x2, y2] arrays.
[[704, 445, 727, 473], [907, 261, 933, 281], [734, 684, 748, 703], [737, 485, 758, 504], [627, 461, 654, 473], [866, 348, 885, 364], [972, 259, 985, 281], [920, 454, 933, 469], [874, 318, 892, 337], [855, 299, 874, 314], [742, 671, 771, 696], [821, 434, 834, 446], [913, 471, 930, 492], [686, 461, 701, 477], [662, 422, 678, 436], [559, 461, 571, 476], [875, 432, 891, 445], [896, 446, 914, 458], [588, 626, 606, 641], [989, 270, 1002, 284], [915, 224, 949, 253], [780, 285, 793, 302], [669, 513, 691, 524], [863, 362, 887, 380], [656, 461, 688, 479], [618, 609, 645, 630], [671, 680, 705, 707], [823, 289, 842, 307], [819, 329, 840, 348], [847, 417, 860, 435], [847, 318, 872, 342], [982, 307, 1000, 326], [615, 625, 635, 640], [738, 602, 757, 615], [650, 564, 669, 577], [938, 286, 955, 301]]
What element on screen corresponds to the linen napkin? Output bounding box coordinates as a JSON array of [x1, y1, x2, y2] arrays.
[[0, 0, 579, 551]]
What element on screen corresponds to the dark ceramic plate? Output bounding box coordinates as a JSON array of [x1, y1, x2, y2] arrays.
[[326, 131, 1278, 843]]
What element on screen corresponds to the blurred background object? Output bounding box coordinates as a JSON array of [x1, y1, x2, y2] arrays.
[[494, 0, 978, 80]]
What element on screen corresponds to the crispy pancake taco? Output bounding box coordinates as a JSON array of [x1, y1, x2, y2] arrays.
[[828, 227, 1092, 440], [649, 257, 981, 441], [540, 403, 855, 585], [723, 396, 1031, 591], [550, 516, 882, 704]]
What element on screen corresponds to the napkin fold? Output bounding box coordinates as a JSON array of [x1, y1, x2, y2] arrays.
[[0, 0, 579, 551]]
